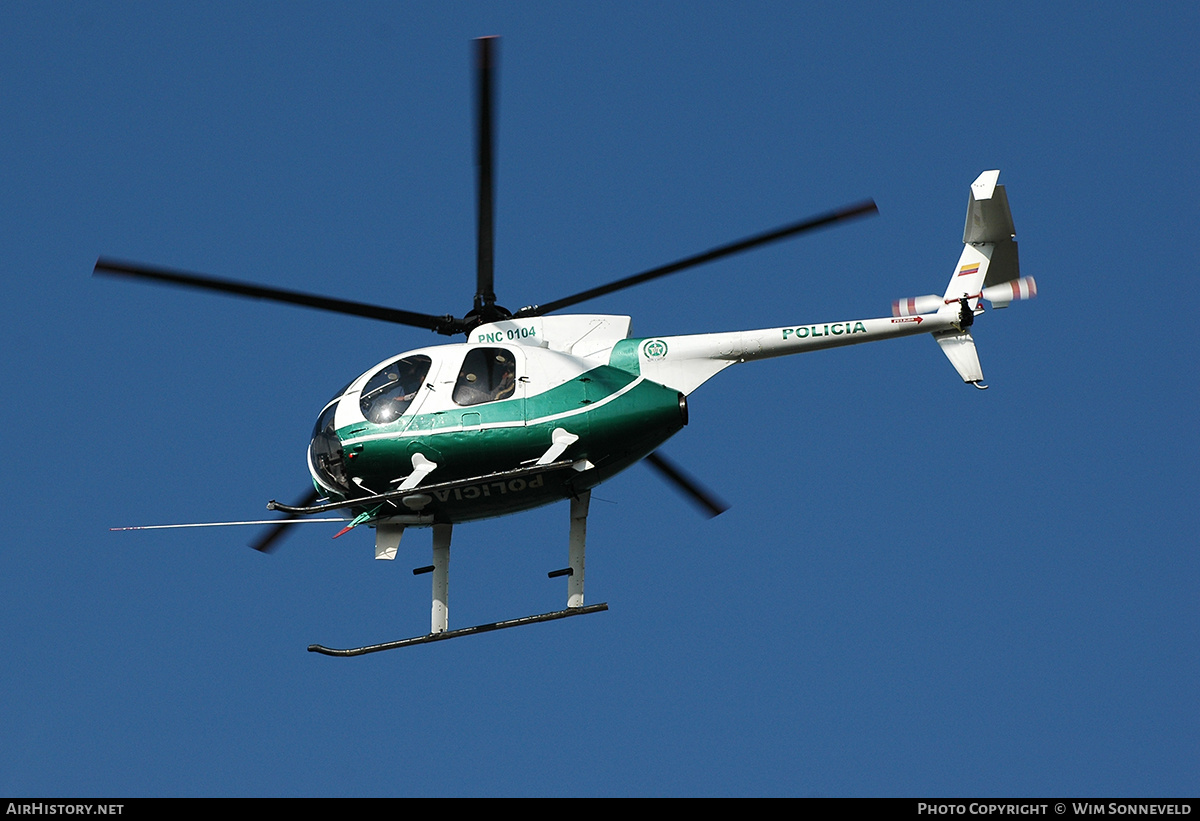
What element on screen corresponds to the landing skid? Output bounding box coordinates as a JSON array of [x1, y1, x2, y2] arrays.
[[308, 603, 608, 656], [310, 489, 602, 656]]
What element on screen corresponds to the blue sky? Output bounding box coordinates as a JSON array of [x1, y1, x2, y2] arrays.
[[2, 2, 1197, 796]]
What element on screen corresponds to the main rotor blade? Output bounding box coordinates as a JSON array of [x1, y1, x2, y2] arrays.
[[518, 200, 878, 317], [474, 36, 498, 312], [94, 258, 463, 335], [644, 451, 729, 518], [250, 487, 322, 553]]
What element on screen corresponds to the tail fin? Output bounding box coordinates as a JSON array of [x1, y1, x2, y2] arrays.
[[944, 169, 1020, 309], [892, 170, 1034, 388]]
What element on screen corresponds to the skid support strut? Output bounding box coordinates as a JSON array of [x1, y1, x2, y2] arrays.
[[567, 490, 589, 608], [431, 523, 451, 634]]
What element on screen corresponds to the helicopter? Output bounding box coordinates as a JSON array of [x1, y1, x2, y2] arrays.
[[98, 37, 1035, 655]]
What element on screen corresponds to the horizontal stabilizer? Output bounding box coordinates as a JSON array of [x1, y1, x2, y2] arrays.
[[934, 329, 985, 388]]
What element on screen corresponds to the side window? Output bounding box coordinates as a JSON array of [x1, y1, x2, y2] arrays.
[[453, 348, 517, 407], [359, 355, 432, 424]]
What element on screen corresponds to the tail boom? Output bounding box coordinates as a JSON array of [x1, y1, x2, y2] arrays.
[[619, 311, 962, 395], [611, 170, 1031, 395]]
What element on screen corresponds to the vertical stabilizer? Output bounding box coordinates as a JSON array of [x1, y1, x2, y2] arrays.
[[933, 170, 1023, 388], [962, 169, 1019, 288]]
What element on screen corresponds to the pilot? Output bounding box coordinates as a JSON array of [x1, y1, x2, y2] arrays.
[[492, 366, 516, 401], [454, 351, 517, 405], [391, 360, 425, 405], [363, 358, 427, 423]]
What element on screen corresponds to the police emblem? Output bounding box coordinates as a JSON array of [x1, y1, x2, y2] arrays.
[[641, 339, 668, 360]]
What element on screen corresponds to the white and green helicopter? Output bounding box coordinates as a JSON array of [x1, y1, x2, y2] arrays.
[[98, 38, 1035, 655]]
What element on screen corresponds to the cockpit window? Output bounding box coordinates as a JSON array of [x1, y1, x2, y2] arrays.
[[310, 401, 349, 493], [453, 348, 517, 407], [359, 355, 432, 424]]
